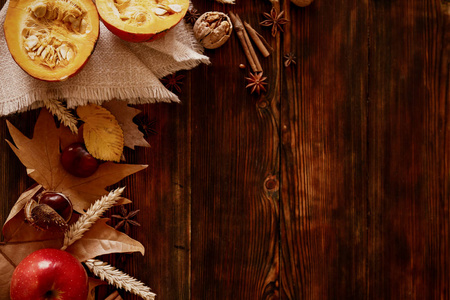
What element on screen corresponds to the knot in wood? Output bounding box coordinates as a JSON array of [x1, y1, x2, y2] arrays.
[[264, 175, 279, 191]]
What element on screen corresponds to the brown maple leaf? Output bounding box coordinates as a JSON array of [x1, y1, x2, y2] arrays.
[[6, 109, 147, 213], [102, 100, 150, 150]]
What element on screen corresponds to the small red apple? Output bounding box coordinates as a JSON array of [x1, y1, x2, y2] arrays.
[[10, 248, 88, 300]]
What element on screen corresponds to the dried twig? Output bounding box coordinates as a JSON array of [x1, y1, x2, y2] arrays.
[[42, 99, 78, 134], [86, 259, 156, 300], [61, 187, 125, 250]]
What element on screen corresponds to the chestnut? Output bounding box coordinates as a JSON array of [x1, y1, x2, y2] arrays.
[[25, 190, 73, 231], [60, 142, 99, 178], [37, 191, 73, 223]]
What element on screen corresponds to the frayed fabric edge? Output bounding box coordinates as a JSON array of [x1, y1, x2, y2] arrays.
[[154, 56, 210, 80], [0, 86, 180, 117]]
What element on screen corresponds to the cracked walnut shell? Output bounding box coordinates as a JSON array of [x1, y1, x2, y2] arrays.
[[193, 11, 232, 49]]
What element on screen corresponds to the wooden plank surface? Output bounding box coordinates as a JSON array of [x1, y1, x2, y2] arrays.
[[0, 0, 449, 299], [280, 0, 369, 298]]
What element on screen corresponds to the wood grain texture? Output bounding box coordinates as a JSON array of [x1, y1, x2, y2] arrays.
[[0, 0, 449, 299], [281, 0, 369, 298], [367, 1, 450, 298], [190, 1, 280, 299]]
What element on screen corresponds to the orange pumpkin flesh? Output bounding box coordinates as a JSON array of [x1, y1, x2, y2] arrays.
[[4, 0, 99, 81], [95, 0, 189, 42]]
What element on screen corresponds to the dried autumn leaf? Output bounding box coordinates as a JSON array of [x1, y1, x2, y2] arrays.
[[66, 219, 145, 262], [2, 208, 64, 244], [1, 188, 146, 299], [103, 100, 150, 150], [77, 104, 124, 162], [6, 109, 147, 213], [2, 184, 42, 234]]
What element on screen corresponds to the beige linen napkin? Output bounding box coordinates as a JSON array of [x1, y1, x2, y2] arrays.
[[0, 1, 209, 116]]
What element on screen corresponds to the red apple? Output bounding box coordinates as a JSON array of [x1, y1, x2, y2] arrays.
[[10, 248, 88, 300]]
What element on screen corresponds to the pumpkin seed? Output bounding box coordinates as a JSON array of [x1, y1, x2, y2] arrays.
[[32, 3, 47, 18], [24, 35, 39, 50], [167, 4, 182, 13], [154, 7, 167, 16], [134, 12, 146, 23], [40, 46, 49, 60], [79, 18, 88, 33], [36, 45, 44, 56], [66, 48, 75, 61], [21, 0, 86, 68], [28, 52, 36, 60], [71, 18, 81, 31]]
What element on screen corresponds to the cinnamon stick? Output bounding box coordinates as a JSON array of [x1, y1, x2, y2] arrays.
[[235, 13, 263, 72], [243, 21, 272, 57], [229, 11, 262, 73]]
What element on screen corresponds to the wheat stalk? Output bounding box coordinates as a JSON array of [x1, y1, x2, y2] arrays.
[[85, 259, 156, 300], [42, 98, 78, 134], [61, 187, 125, 250]]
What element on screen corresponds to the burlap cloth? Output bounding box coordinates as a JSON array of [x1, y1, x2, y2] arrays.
[[0, 1, 209, 116]]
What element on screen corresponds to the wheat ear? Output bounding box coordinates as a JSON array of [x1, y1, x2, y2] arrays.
[[42, 99, 78, 134], [85, 259, 156, 300], [61, 187, 125, 250]]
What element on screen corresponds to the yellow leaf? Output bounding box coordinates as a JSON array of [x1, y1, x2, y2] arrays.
[[77, 104, 124, 162]]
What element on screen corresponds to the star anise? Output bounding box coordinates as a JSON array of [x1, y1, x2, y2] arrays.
[[260, 7, 289, 37], [161, 73, 185, 94], [112, 205, 140, 235], [135, 114, 157, 137], [245, 72, 268, 95], [284, 52, 297, 67], [185, 8, 200, 25]]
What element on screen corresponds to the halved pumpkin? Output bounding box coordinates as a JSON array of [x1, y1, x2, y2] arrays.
[[95, 0, 189, 42], [4, 0, 99, 81]]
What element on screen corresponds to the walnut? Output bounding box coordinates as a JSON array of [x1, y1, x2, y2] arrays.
[[193, 11, 233, 49]]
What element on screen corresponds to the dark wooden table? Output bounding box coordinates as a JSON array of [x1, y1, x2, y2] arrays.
[[1, 0, 450, 299]]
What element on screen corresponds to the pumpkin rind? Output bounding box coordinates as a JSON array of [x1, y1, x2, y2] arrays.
[[95, 0, 189, 42], [4, 0, 100, 81]]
